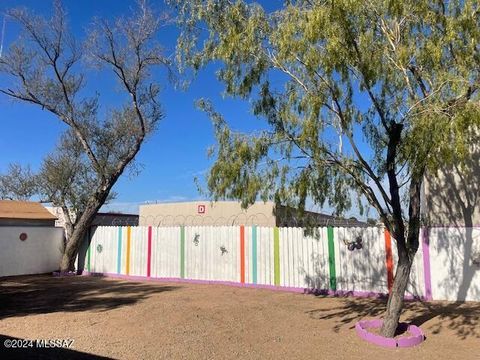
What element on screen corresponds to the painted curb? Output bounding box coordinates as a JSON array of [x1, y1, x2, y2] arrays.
[[80, 271, 427, 301], [355, 319, 425, 348]]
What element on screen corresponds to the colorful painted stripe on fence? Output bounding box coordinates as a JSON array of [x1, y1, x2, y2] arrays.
[[126, 226, 131, 276], [86, 225, 434, 300], [180, 226, 185, 278], [421, 227, 432, 300], [327, 227, 336, 291], [384, 229, 394, 293], [117, 227, 122, 274], [147, 226, 152, 277], [240, 225, 245, 283], [251, 226, 257, 284], [273, 227, 280, 286]]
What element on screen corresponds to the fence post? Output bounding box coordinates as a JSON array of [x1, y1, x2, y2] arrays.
[[86, 227, 92, 273], [180, 226, 185, 279], [252, 226, 257, 284], [240, 225, 245, 284], [421, 227, 433, 300], [273, 227, 280, 286], [117, 227, 122, 274], [126, 226, 131, 276], [327, 227, 336, 291], [147, 226, 152, 277]]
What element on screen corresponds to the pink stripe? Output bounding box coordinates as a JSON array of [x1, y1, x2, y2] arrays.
[[424, 225, 480, 228], [421, 227, 433, 300], [147, 226, 152, 277], [82, 272, 426, 300]]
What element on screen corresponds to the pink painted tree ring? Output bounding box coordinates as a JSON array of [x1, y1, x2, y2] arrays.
[[355, 319, 425, 348]]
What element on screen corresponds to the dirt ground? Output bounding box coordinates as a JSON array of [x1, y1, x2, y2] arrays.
[[0, 275, 478, 360]]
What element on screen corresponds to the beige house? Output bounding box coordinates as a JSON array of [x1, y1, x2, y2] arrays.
[[140, 201, 276, 226], [139, 201, 367, 227], [0, 200, 57, 227], [0, 201, 64, 277]]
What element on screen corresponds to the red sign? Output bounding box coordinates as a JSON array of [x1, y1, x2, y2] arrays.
[[197, 205, 206, 214]]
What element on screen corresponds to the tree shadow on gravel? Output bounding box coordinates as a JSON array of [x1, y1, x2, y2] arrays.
[[0, 334, 114, 360], [0, 275, 178, 321], [306, 297, 480, 340]]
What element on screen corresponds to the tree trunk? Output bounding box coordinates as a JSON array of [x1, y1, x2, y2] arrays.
[[58, 189, 112, 272], [380, 175, 422, 337], [57, 150, 138, 272], [59, 227, 88, 272], [379, 138, 425, 337], [380, 253, 413, 337]]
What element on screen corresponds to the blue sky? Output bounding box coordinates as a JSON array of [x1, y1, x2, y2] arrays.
[[0, 0, 374, 218], [0, 0, 257, 214]]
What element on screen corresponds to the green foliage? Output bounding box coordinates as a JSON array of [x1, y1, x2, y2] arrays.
[[0, 164, 38, 201], [0, 0, 166, 244], [37, 130, 117, 215], [172, 0, 480, 225]]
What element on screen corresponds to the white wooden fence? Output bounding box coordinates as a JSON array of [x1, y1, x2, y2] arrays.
[[82, 225, 480, 302]]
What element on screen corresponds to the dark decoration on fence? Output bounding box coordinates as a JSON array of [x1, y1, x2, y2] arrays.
[[472, 251, 480, 267], [344, 236, 363, 251], [220, 245, 228, 256]]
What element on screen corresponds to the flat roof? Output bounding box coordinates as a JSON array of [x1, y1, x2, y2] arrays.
[[0, 200, 57, 220], [96, 212, 139, 217], [140, 200, 274, 206]]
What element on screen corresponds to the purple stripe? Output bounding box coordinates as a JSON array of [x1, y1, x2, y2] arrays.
[[82, 272, 427, 300], [421, 227, 433, 300], [84, 272, 306, 293], [427, 225, 480, 228]]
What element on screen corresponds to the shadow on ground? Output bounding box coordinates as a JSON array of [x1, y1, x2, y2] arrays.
[[307, 297, 480, 340], [0, 334, 114, 360], [0, 274, 178, 320]]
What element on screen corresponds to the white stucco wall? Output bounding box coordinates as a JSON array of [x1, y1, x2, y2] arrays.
[[0, 227, 64, 277]]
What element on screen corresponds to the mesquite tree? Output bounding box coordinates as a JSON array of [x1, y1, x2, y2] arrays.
[[0, 1, 166, 271], [171, 0, 480, 337], [0, 164, 38, 201]]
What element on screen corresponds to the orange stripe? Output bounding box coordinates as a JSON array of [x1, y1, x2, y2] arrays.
[[240, 225, 245, 283], [126, 226, 131, 275], [384, 229, 394, 293]]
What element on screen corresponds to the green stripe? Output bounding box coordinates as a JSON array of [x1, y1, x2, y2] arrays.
[[87, 229, 91, 272], [180, 226, 185, 278], [252, 226, 257, 284], [327, 227, 336, 291], [273, 227, 280, 286]]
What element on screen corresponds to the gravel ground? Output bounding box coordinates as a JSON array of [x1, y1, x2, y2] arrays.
[[0, 275, 478, 359]]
